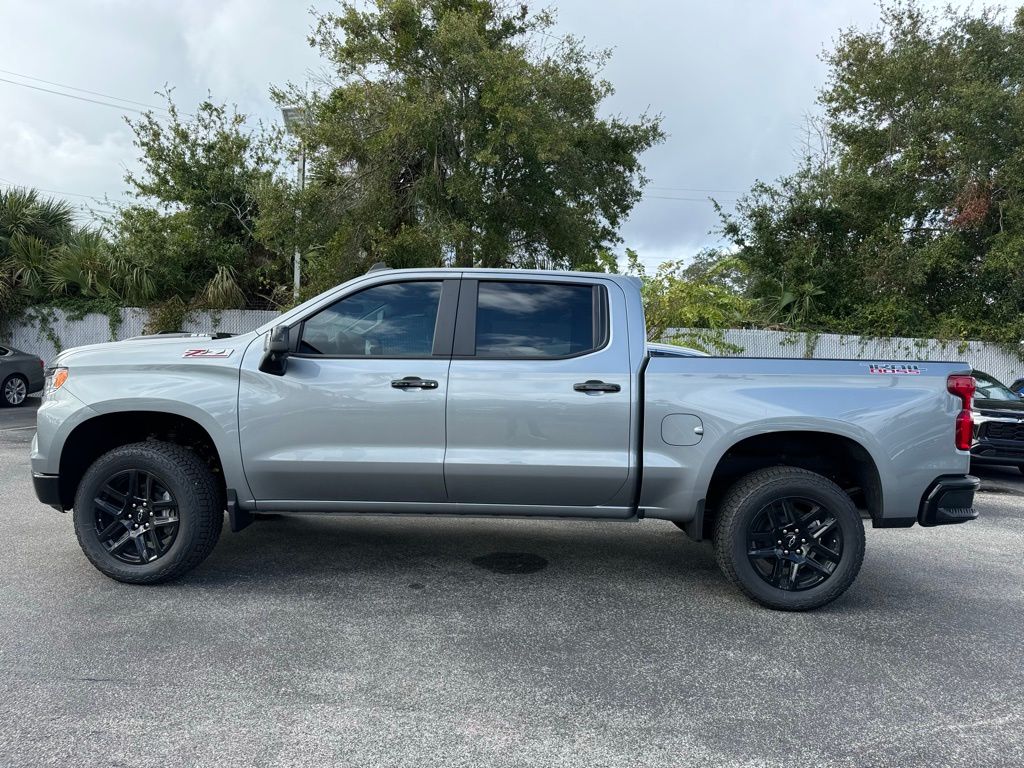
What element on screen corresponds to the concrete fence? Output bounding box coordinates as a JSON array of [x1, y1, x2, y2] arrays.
[[4, 307, 1023, 385]]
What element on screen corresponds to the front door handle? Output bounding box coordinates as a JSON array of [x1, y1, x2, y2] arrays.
[[573, 380, 621, 393], [391, 376, 439, 390]]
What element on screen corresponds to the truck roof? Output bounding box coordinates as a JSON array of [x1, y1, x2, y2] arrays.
[[370, 266, 640, 285]]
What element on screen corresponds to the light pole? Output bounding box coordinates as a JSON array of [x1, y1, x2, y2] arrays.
[[281, 106, 306, 303]]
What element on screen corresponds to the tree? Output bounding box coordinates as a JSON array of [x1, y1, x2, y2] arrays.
[[722, 1, 1024, 343], [615, 249, 754, 353], [0, 187, 157, 325], [0, 187, 75, 308], [111, 97, 289, 312], [274, 0, 664, 283]]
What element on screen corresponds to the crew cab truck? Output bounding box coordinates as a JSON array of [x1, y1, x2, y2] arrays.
[[31, 268, 980, 610]]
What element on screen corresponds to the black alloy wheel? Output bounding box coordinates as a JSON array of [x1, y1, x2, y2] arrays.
[[745, 497, 842, 591], [92, 469, 180, 565]]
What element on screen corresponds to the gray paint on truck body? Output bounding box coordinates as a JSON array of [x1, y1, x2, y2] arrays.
[[32, 268, 971, 524]]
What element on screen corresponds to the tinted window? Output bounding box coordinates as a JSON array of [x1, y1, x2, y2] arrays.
[[300, 281, 441, 357], [474, 282, 601, 358], [974, 373, 1018, 401]]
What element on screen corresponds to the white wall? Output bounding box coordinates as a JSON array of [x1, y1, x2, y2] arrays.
[[6, 307, 280, 364]]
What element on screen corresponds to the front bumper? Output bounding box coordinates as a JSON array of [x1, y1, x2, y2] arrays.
[[32, 472, 63, 511], [970, 442, 1024, 467], [918, 474, 980, 527]]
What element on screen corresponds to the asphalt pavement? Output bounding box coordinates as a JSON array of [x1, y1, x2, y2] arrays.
[[1, 400, 1022, 767]]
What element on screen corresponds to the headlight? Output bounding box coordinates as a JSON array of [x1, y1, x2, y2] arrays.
[[43, 367, 69, 398]]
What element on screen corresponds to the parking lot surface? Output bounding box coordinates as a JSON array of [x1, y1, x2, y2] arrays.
[[1, 401, 1022, 767]]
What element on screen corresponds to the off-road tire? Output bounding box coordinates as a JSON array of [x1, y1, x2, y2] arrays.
[[712, 466, 866, 611], [73, 441, 223, 584]]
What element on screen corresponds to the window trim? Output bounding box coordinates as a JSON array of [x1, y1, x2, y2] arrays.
[[290, 278, 460, 360], [452, 278, 610, 360]]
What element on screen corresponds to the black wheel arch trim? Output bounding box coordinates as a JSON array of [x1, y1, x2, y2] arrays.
[[32, 472, 64, 511]]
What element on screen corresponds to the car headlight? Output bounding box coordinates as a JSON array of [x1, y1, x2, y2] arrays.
[[43, 367, 69, 398]]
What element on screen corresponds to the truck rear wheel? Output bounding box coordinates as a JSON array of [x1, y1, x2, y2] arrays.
[[713, 466, 865, 611], [72, 441, 223, 584]]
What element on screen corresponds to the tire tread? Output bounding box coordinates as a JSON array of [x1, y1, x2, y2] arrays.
[[73, 441, 223, 584], [712, 466, 866, 611]]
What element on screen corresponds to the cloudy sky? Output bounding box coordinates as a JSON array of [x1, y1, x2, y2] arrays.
[[0, 0, 1016, 266]]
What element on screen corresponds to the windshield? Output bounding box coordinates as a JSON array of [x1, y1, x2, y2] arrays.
[[974, 373, 1019, 401]]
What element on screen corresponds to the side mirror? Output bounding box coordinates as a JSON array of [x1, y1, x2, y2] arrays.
[[259, 325, 291, 376]]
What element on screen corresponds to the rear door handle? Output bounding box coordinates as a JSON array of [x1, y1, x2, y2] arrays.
[[573, 380, 621, 393], [391, 376, 439, 390]]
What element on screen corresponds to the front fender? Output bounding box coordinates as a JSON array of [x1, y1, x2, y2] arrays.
[[57, 362, 252, 504]]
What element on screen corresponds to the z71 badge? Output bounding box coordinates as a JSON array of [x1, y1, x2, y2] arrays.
[[182, 349, 234, 359], [867, 363, 922, 375]]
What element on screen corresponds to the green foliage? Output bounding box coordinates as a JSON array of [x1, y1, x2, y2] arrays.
[[0, 187, 75, 313], [723, 1, 1024, 344], [273, 0, 664, 287], [144, 296, 192, 334], [0, 187, 146, 331], [112, 96, 289, 310], [621, 249, 754, 353]]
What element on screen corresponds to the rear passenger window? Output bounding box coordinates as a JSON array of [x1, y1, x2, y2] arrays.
[[474, 282, 604, 358]]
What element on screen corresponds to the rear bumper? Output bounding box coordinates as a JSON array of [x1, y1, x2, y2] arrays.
[[32, 472, 63, 511], [918, 474, 980, 527]]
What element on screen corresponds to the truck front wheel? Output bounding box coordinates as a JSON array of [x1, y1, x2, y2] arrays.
[[713, 467, 865, 611], [72, 441, 223, 584]]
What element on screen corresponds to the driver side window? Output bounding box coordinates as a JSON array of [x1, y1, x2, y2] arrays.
[[299, 281, 442, 357]]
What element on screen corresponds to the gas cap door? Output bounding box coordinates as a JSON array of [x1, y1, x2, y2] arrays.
[[661, 414, 704, 446]]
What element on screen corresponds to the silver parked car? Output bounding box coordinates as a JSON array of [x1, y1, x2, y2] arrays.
[[0, 344, 44, 406]]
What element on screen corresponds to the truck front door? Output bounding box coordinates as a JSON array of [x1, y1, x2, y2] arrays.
[[238, 278, 457, 507]]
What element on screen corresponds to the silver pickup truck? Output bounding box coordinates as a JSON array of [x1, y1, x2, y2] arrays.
[[31, 268, 980, 610]]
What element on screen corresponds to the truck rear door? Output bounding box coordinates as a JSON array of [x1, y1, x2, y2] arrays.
[[443, 277, 634, 514]]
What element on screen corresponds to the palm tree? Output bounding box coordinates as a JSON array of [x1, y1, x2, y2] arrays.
[[0, 187, 75, 251], [1, 187, 79, 303]]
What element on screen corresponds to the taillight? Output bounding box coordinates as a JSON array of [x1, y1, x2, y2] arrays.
[[947, 374, 976, 451]]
